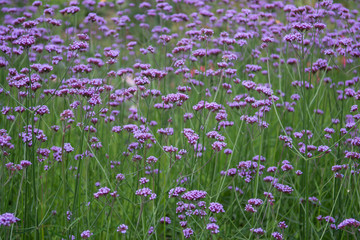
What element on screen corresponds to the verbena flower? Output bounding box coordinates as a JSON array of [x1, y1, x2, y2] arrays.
[[0, 213, 20, 226], [117, 224, 128, 234], [80, 230, 93, 239]]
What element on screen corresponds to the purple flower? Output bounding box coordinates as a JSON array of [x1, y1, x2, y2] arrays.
[[135, 188, 152, 197], [278, 221, 288, 229], [209, 202, 225, 213], [250, 228, 265, 235], [64, 143, 74, 153], [117, 224, 128, 234], [32, 1, 42, 6], [183, 228, 194, 238], [292, 22, 313, 32], [212, 141, 227, 152], [206, 223, 219, 234], [245, 204, 256, 213], [13, 35, 35, 47], [0, 213, 20, 226], [272, 232, 283, 240], [148, 226, 154, 235], [60, 6, 80, 15], [169, 187, 187, 198], [66, 211, 72, 221], [94, 187, 110, 198], [273, 183, 293, 194], [116, 173, 125, 181], [248, 198, 263, 206], [20, 160, 32, 168], [80, 230, 93, 239], [338, 218, 360, 229], [160, 217, 171, 224], [139, 177, 149, 185], [182, 190, 207, 201]]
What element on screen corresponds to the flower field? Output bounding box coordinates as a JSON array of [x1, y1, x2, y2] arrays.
[[1, 0, 360, 239]]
